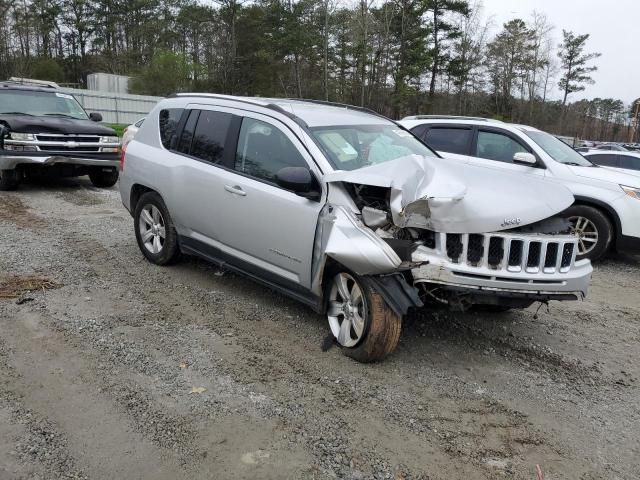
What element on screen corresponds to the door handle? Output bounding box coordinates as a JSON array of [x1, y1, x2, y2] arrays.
[[224, 185, 247, 196]]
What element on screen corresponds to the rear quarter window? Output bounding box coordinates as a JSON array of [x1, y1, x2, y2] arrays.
[[159, 108, 183, 149]]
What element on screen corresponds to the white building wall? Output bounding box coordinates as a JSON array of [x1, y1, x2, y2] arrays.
[[62, 88, 163, 125]]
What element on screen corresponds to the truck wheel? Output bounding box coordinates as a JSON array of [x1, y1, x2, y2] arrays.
[[326, 272, 401, 362], [0, 169, 21, 191], [89, 168, 119, 188], [564, 204, 613, 261], [133, 192, 180, 265]]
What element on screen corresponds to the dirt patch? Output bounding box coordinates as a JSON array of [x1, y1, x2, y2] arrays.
[[0, 194, 45, 228], [0, 275, 62, 299]]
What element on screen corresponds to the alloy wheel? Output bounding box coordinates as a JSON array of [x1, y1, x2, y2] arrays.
[[568, 215, 599, 255], [139, 204, 166, 254], [327, 272, 367, 348]]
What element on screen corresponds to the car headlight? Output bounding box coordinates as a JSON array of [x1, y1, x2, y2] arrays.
[[621, 185, 640, 200], [9, 132, 35, 141], [100, 136, 120, 143]]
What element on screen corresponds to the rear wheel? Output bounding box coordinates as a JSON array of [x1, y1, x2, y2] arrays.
[[564, 204, 613, 261], [0, 169, 21, 191], [327, 272, 401, 362], [89, 167, 119, 188], [133, 192, 180, 265]]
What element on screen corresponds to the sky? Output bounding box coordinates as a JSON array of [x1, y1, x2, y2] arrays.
[[481, 0, 639, 106]]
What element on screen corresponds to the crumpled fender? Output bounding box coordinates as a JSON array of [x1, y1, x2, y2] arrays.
[[324, 155, 575, 234], [311, 204, 402, 296]]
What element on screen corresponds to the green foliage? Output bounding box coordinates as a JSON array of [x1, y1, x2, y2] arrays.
[[29, 57, 65, 82], [557, 30, 601, 105], [108, 124, 128, 137], [130, 50, 193, 96]]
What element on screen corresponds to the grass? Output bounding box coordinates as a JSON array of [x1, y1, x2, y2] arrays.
[[108, 124, 128, 138]]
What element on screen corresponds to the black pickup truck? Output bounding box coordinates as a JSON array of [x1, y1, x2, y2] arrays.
[[0, 79, 121, 190]]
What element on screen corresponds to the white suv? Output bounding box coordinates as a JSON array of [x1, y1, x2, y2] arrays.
[[119, 96, 591, 362], [399, 116, 640, 261]]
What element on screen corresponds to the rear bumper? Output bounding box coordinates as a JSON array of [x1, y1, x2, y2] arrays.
[[0, 152, 119, 170]]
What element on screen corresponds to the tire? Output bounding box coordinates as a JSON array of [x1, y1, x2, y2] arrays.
[[564, 204, 613, 262], [89, 167, 119, 188], [0, 169, 21, 191], [133, 191, 180, 265], [471, 305, 513, 313], [326, 272, 402, 363]]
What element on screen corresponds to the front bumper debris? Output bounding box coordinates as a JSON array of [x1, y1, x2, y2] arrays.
[[0, 153, 119, 170]]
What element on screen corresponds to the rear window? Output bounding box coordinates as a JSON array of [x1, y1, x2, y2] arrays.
[[159, 108, 183, 149], [423, 127, 472, 155]]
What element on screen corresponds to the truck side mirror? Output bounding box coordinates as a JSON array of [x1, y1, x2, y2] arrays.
[[89, 112, 103, 122]]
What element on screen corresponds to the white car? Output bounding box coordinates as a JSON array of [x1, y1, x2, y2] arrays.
[[122, 117, 145, 146], [399, 116, 640, 261], [582, 150, 640, 177]]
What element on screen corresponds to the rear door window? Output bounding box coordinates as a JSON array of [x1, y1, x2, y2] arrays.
[[176, 110, 199, 154], [189, 110, 232, 164], [476, 130, 528, 163], [159, 108, 183, 149], [619, 155, 640, 171], [423, 127, 473, 155]]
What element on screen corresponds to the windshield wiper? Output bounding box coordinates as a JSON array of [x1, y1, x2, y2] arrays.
[[0, 112, 35, 116], [43, 113, 81, 119]]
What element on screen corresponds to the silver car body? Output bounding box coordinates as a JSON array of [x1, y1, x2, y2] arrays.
[[120, 96, 592, 312]]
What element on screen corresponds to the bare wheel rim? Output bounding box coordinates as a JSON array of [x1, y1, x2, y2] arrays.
[[138, 204, 166, 254], [327, 272, 367, 348], [568, 215, 599, 255]]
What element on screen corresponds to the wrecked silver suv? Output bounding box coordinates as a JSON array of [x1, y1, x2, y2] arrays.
[[119, 95, 592, 362]]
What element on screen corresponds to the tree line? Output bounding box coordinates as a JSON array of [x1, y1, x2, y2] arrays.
[[1, 0, 637, 142]]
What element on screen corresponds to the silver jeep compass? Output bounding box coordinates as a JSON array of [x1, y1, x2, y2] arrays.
[[119, 94, 592, 362]]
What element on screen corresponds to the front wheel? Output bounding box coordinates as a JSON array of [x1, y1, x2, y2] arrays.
[[326, 272, 401, 362], [0, 169, 21, 191], [89, 167, 119, 188], [564, 204, 613, 262]]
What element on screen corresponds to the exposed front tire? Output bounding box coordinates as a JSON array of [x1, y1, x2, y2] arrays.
[[133, 192, 180, 265], [0, 169, 21, 191], [326, 272, 402, 363], [564, 204, 613, 262], [89, 167, 119, 188]]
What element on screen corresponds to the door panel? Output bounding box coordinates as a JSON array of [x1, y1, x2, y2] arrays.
[[215, 112, 324, 289]]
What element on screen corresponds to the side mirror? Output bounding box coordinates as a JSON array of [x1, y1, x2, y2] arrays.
[[89, 112, 103, 122], [513, 152, 537, 166], [275, 167, 321, 200]]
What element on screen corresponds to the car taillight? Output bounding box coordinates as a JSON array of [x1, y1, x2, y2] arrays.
[[119, 143, 127, 171]]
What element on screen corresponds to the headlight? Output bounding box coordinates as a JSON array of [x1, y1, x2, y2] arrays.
[[9, 132, 35, 141], [621, 185, 640, 200], [100, 136, 120, 143]]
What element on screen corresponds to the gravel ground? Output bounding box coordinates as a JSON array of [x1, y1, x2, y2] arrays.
[[0, 178, 639, 480]]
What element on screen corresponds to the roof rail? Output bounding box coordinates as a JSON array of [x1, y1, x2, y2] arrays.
[[285, 98, 395, 122], [402, 115, 501, 122], [7, 77, 60, 88]]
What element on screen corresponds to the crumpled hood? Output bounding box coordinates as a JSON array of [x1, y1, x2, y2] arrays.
[[324, 155, 575, 233], [568, 164, 640, 187], [0, 114, 116, 136]]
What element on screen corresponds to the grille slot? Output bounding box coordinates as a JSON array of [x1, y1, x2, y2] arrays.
[[39, 145, 100, 152], [508, 240, 524, 268], [544, 243, 559, 270], [526, 242, 542, 270], [36, 134, 100, 143], [466, 234, 484, 265], [446, 234, 463, 263], [561, 243, 574, 269], [487, 237, 504, 268]]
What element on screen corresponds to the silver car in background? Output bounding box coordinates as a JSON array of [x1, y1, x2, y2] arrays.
[[119, 95, 592, 362]]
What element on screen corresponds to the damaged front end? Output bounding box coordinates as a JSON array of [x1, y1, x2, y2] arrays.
[[315, 155, 592, 313]]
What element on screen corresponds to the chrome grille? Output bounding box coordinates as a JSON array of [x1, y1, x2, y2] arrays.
[[442, 232, 578, 274], [35, 134, 100, 143]]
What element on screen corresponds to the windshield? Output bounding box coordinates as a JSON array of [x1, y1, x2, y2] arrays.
[[310, 124, 437, 171], [0, 90, 89, 120], [524, 130, 593, 167]]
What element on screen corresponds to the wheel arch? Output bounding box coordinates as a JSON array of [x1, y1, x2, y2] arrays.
[[572, 195, 622, 242], [130, 184, 156, 213]]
